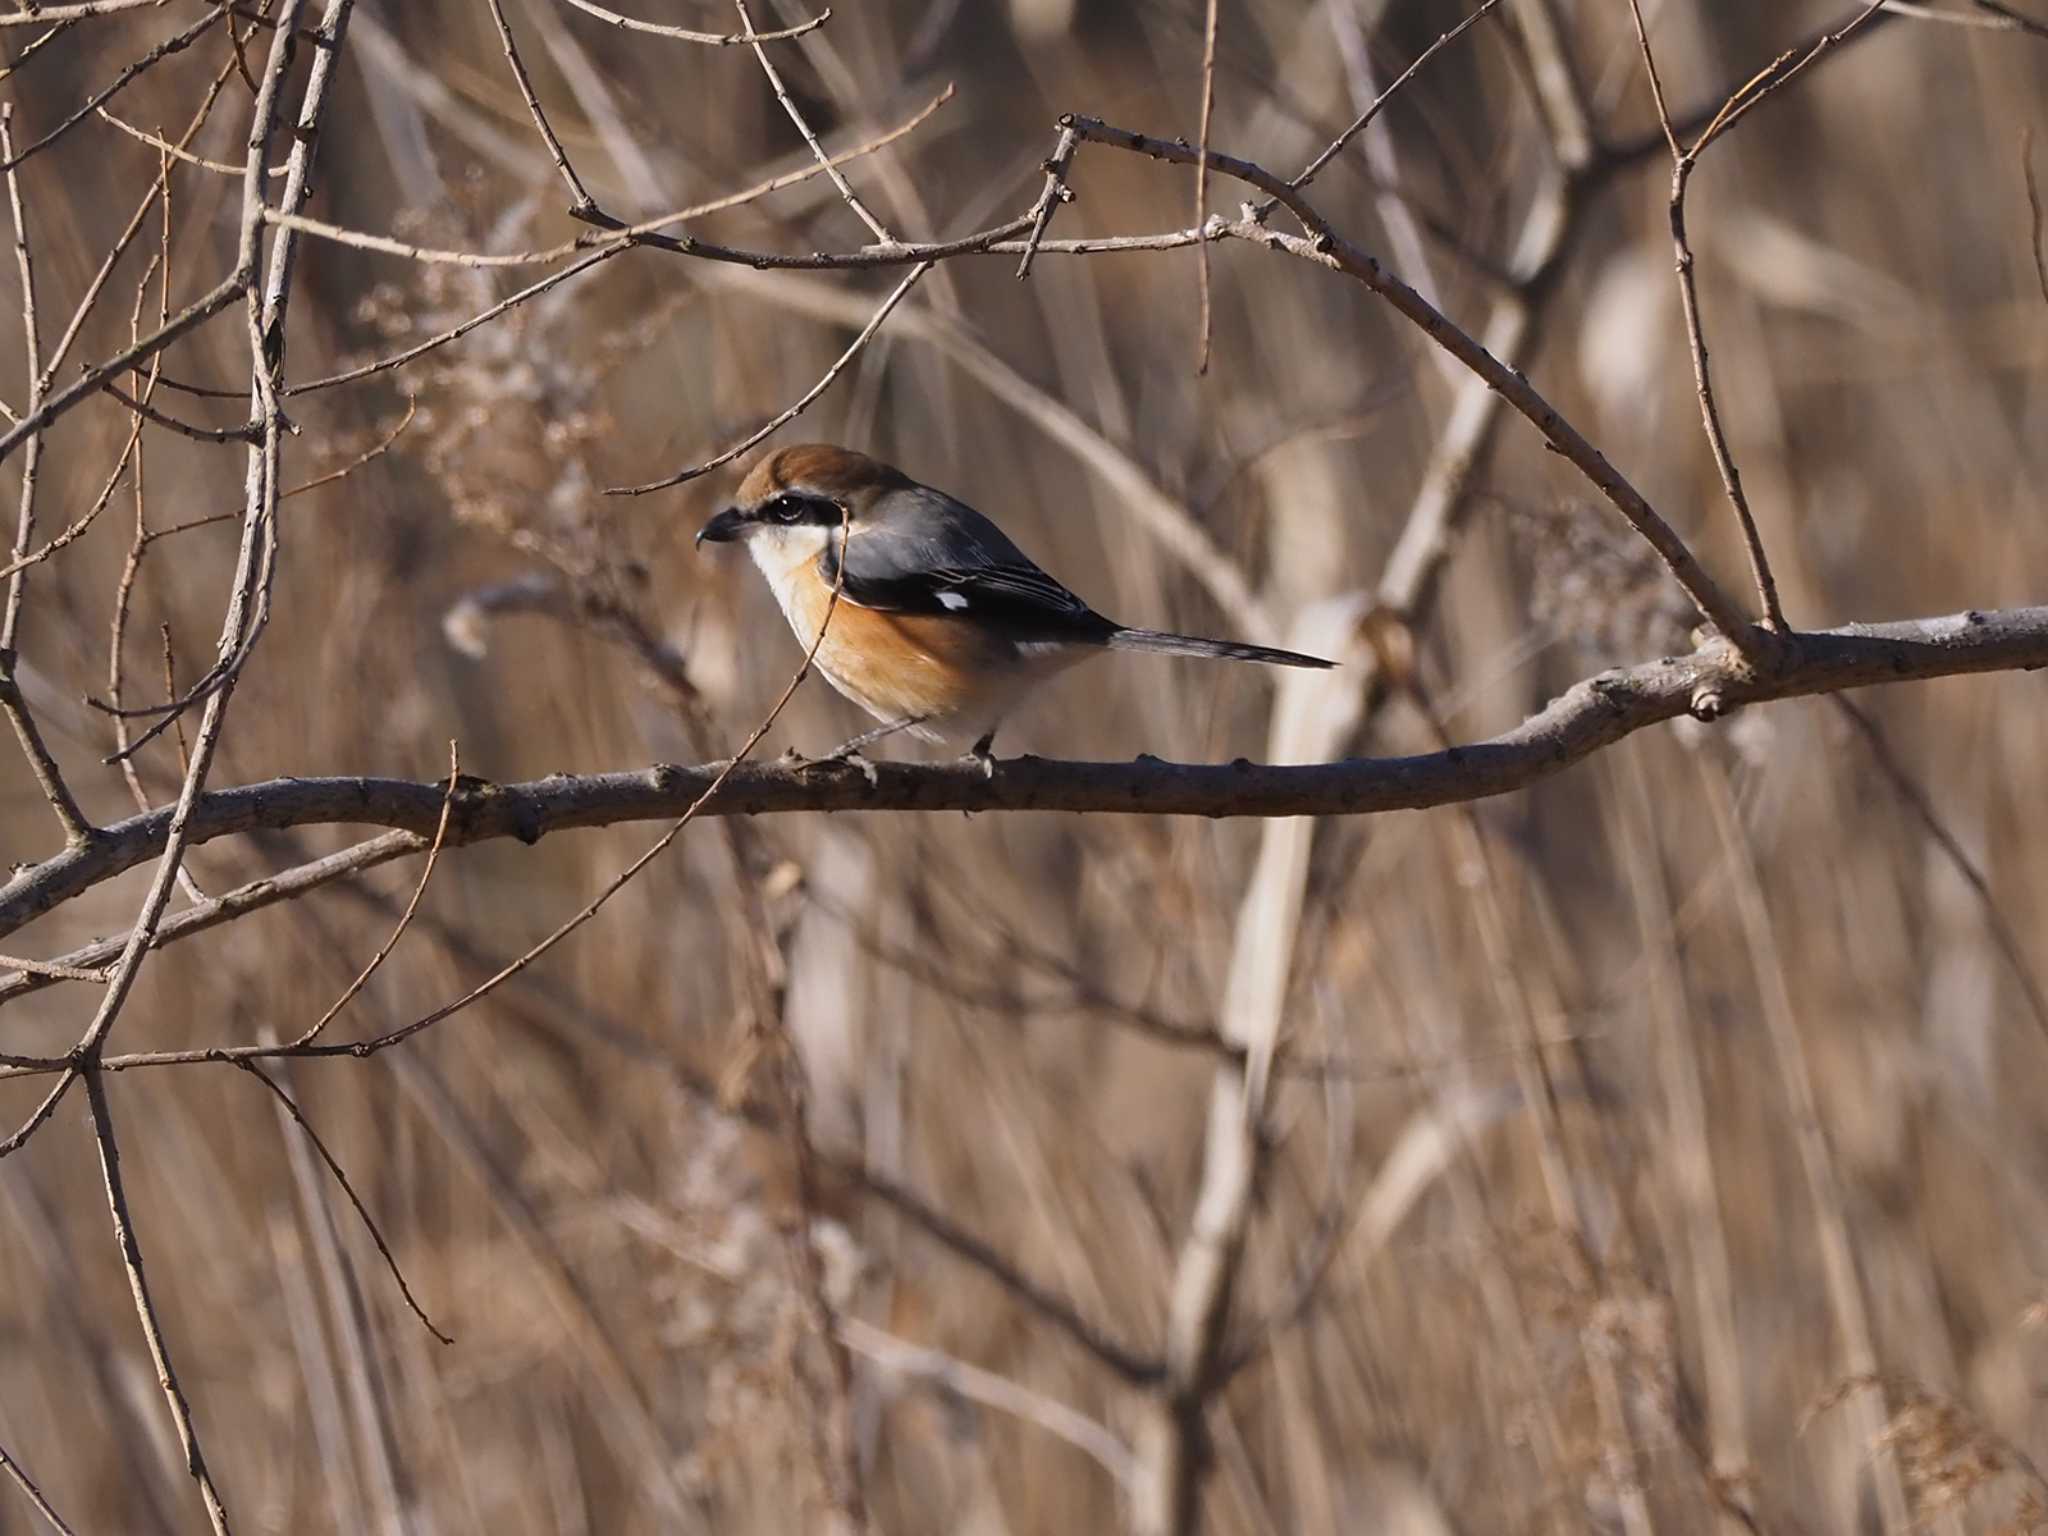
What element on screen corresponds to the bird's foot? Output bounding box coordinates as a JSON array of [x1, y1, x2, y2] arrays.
[[783, 741, 881, 786], [962, 731, 998, 780]]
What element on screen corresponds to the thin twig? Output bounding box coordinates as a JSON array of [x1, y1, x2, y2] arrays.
[[1878, 0, 2048, 26], [101, 379, 261, 442], [0, 19, 75, 80], [271, 82, 953, 399], [0, 101, 94, 846], [734, 0, 889, 240], [849, 1165, 1161, 1384], [277, 394, 416, 497], [0, 0, 172, 20], [1626, 0, 1789, 631], [559, 0, 826, 45], [1013, 120, 1079, 280], [106, 200, 202, 899], [0, 1071, 71, 1156], [85, 1068, 236, 1536], [2026, 126, 2047, 308], [0, 5, 226, 173], [288, 741, 460, 1048], [260, 79, 955, 271], [1285, 0, 1508, 195], [271, 204, 1215, 265], [1970, 0, 2048, 36], [0, 275, 246, 469], [1831, 695, 2048, 1045], [1691, 2, 1889, 157], [607, 259, 931, 493], [0, 371, 146, 581], [1192, 0, 1219, 374], [837, 1317, 1137, 1487], [291, 246, 620, 389], [0, 829, 434, 1009], [485, 0, 596, 214], [39, 34, 248, 390], [86, 393, 410, 560], [0, 1437, 77, 1536], [0, 954, 111, 981], [91, 104, 283, 176], [234, 1057, 453, 1343]]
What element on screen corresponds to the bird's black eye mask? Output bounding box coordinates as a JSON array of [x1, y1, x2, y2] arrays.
[[757, 491, 845, 527]]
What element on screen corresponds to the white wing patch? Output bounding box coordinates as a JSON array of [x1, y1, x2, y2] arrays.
[[937, 591, 970, 611]]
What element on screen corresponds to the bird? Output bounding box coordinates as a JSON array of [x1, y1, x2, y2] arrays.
[[695, 443, 1334, 763]]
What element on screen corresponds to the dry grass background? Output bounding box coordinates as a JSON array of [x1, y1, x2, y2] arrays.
[[2, 1, 2047, 1532]]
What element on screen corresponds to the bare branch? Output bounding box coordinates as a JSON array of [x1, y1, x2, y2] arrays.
[[237, 1056, 453, 1343], [1192, 0, 1219, 374], [91, 103, 285, 176], [1831, 695, 2048, 1044], [85, 1068, 236, 1536], [0, 275, 245, 468], [848, 1167, 1161, 1384], [265, 80, 956, 397], [0, 0, 179, 22], [734, 0, 888, 244], [837, 1317, 1136, 1487], [0, 953, 110, 982], [2027, 127, 2048, 307], [1012, 120, 1078, 280], [0, 1436, 78, 1536], [485, 0, 597, 214], [100, 379, 261, 442], [1691, 2, 1889, 157], [288, 741, 459, 1049], [1, 605, 2041, 946], [40, 39, 248, 389], [0, 829, 431, 1010], [0, 5, 226, 173], [558, 0, 826, 45], [1876, 0, 2035, 26], [0, 102, 95, 847], [1626, 0, 1814, 632], [1287, 0, 1510, 195]]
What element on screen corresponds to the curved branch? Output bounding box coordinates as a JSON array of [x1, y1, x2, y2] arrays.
[[2, 605, 2041, 945]]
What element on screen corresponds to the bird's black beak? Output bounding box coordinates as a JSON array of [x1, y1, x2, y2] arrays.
[[695, 507, 746, 549]]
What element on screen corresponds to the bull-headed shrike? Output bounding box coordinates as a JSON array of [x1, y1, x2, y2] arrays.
[[697, 444, 1332, 762]]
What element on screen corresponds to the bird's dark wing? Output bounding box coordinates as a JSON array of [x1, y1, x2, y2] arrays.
[[824, 487, 1114, 641]]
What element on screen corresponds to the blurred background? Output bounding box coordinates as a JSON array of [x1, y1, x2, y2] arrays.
[[2, 0, 2047, 1531]]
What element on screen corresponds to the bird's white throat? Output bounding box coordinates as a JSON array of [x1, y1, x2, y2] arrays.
[[743, 523, 834, 641]]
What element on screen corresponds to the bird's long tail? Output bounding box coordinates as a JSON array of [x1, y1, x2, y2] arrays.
[[1105, 627, 1334, 669]]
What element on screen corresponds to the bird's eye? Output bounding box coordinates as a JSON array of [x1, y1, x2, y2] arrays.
[[763, 492, 836, 525]]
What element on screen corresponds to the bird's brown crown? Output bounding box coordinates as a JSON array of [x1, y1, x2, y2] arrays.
[[736, 443, 913, 507]]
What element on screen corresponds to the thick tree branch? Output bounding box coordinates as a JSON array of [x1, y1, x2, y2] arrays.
[[1, 604, 2039, 947]]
